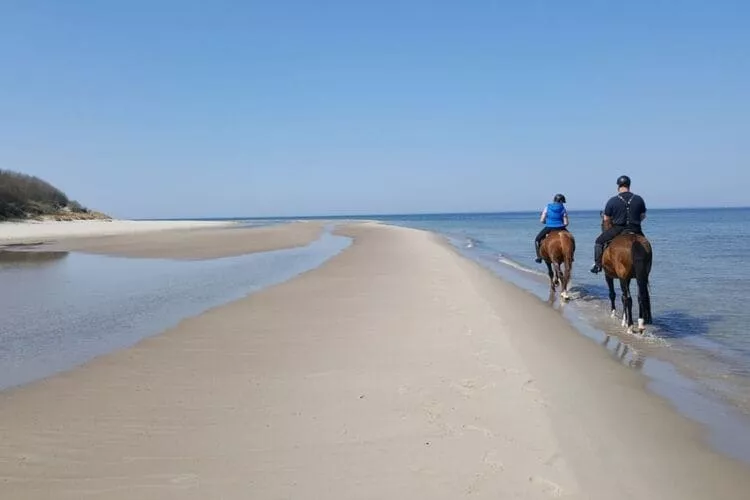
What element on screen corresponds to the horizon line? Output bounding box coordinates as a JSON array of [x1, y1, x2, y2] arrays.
[[136, 205, 750, 221]]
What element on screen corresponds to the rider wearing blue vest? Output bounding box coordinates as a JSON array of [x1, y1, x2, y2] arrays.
[[534, 194, 569, 263]]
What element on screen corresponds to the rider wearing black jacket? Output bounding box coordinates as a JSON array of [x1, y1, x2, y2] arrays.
[[590, 175, 647, 273]]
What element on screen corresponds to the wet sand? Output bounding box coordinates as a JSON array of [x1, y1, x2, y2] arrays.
[[0, 223, 748, 499], [27, 221, 325, 259]]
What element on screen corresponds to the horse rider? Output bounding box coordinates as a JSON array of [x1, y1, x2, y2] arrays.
[[590, 175, 648, 273], [534, 193, 569, 263]]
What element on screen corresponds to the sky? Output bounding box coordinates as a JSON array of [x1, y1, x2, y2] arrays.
[[1, 1, 748, 218]]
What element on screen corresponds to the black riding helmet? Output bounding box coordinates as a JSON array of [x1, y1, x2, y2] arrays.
[[617, 175, 631, 188], [553, 193, 566, 203]]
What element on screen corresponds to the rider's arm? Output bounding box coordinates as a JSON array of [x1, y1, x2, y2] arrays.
[[540, 207, 547, 224], [640, 197, 647, 221], [603, 199, 614, 222], [563, 213, 569, 226]]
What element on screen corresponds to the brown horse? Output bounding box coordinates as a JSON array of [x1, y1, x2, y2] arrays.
[[540, 229, 576, 301], [600, 214, 653, 332]]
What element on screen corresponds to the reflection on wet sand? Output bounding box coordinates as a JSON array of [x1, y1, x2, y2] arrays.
[[544, 292, 647, 372], [0, 250, 69, 268], [603, 335, 646, 371]]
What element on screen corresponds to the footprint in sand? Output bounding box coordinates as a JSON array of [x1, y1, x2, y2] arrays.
[[465, 450, 504, 494], [480, 362, 523, 376], [169, 473, 200, 488], [463, 424, 496, 438], [529, 476, 565, 498], [450, 379, 479, 398], [522, 379, 540, 393]]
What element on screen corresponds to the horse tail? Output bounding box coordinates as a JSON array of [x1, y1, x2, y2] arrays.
[[632, 239, 653, 324]]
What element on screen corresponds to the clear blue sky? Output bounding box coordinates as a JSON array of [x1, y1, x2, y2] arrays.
[[1, 1, 748, 218]]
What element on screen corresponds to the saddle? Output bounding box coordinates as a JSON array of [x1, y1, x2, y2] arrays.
[[546, 228, 568, 237], [603, 228, 640, 251]]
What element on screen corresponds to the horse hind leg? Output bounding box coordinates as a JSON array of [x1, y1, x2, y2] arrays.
[[553, 262, 562, 287], [545, 261, 555, 291], [620, 279, 634, 331], [560, 261, 572, 301], [636, 279, 651, 331], [606, 276, 617, 317]]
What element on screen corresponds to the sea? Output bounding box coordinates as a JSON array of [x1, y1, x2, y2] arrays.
[[1, 208, 749, 461]]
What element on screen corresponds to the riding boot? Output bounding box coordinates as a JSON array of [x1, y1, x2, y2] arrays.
[[590, 244, 603, 273], [534, 241, 543, 263]]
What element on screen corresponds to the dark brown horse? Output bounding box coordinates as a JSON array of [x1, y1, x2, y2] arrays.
[[600, 214, 653, 332], [540, 229, 576, 301]]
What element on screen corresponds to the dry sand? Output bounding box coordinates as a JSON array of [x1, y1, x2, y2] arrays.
[[5, 221, 324, 259], [0, 219, 238, 245], [0, 223, 748, 499]]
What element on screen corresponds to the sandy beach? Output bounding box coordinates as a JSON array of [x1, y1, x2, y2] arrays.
[[0, 219, 239, 244], [0, 220, 325, 259], [0, 222, 748, 499]]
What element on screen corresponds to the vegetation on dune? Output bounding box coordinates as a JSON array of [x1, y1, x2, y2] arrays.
[[0, 169, 109, 221]]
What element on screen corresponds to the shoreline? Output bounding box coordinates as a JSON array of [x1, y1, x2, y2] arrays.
[[0, 223, 748, 498]]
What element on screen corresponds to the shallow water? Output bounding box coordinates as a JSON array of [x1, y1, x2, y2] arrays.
[[0, 229, 350, 390]]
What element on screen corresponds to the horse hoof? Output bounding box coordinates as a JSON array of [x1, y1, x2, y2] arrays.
[[626, 325, 635, 334], [637, 319, 646, 333], [621, 317, 627, 328], [610, 309, 617, 318]]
